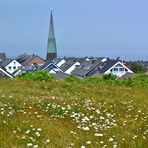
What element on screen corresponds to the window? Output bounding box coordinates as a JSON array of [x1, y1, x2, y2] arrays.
[[113, 68, 118, 71], [13, 66, 16, 69], [8, 66, 11, 70], [119, 68, 125, 71]]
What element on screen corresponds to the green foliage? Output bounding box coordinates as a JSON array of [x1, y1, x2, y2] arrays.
[[18, 70, 55, 81], [65, 75, 80, 82], [103, 73, 117, 80], [130, 62, 147, 73], [84, 77, 103, 84]]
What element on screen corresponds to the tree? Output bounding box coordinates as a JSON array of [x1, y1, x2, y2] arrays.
[[130, 62, 147, 73]]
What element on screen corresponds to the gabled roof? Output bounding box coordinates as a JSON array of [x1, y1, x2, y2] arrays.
[[16, 53, 30, 63], [0, 53, 7, 63], [1, 59, 13, 67], [98, 59, 119, 73], [1, 59, 22, 67], [60, 59, 78, 72], [72, 59, 101, 77], [40, 61, 62, 72], [63, 57, 86, 63], [52, 58, 63, 64], [0, 66, 13, 78], [20, 54, 44, 66]]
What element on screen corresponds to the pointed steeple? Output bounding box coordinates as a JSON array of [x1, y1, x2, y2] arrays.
[[46, 9, 57, 61]]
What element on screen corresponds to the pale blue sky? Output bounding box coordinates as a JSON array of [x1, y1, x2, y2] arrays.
[[0, 0, 148, 60]]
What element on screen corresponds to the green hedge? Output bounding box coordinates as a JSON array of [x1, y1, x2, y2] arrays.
[[18, 70, 55, 81]]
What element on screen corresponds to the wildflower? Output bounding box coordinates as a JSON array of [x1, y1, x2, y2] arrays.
[[37, 128, 42, 131], [35, 132, 40, 137], [86, 141, 91, 144], [94, 133, 103, 137], [27, 143, 33, 147], [109, 137, 114, 142], [25, 130, 30, 134], [82, 127, 89, 131], [45, 139, 50, 143], [33, 145, 38, 148]]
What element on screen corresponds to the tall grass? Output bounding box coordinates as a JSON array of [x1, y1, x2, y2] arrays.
[[0, 79, 147, 147]]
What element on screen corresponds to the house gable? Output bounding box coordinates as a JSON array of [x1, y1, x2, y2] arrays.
[[43, 63, 62, 73], [5, 60, 22, 74], [26, 56, 45, 66], [104, 61, 134, 77]]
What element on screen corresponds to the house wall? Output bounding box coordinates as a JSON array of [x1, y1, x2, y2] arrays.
[[65, 62, 80, 75], [27, 56, 45, 66], [5, 60, 22, 74]]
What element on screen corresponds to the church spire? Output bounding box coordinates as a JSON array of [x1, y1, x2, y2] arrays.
[[46, 9, 57, 61]]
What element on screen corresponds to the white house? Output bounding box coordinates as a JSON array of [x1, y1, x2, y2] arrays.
[[104, 61, 134, 78], [4, 60, 22, 74]]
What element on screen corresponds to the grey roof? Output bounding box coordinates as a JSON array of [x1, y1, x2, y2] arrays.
[[16, 53, 30, 63], [60, 59, 77, 72], [0, 53, 7, 64], [40, 60, 51, 70], [64, 57, 86, 63], [21, 55, 36, 66], [52, 58, 63, 64], [72, 59, 101, 77], [1, 59, 13, 67], [18, 54, 44, 66], [97, 59, 119, 73], [0, 65, 13, 78]]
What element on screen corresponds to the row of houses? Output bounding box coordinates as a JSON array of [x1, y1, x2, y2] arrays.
[[0, 52, 136, 79]]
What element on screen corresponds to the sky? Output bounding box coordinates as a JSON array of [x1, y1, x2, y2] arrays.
[[0, 0, 148, 60]]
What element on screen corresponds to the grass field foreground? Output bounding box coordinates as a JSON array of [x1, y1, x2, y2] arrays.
[[0, 79, 147, 148]]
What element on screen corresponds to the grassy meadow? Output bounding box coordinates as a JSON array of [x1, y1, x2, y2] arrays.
[[0, 78, 147, 148]]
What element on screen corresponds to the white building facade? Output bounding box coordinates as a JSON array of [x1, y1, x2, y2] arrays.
[[5, 60, 22, 74]]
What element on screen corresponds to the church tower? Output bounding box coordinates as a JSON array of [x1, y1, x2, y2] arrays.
[[46, 9, 57, 61]]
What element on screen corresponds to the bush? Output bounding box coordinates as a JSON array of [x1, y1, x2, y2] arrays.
[[130, 62, 147, 73], [65, 75, 80, 82], [18, 70, 55, 81], [103, 73, 117, 80]]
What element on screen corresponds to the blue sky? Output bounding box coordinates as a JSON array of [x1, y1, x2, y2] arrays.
[[0, 0, 148, 60]]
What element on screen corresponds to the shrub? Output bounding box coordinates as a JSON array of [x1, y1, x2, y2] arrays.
[[130, 62, 147, 73], [65, 75, 80, 82], [103, 73, 117, 80], [18, 70, 55, 81]]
